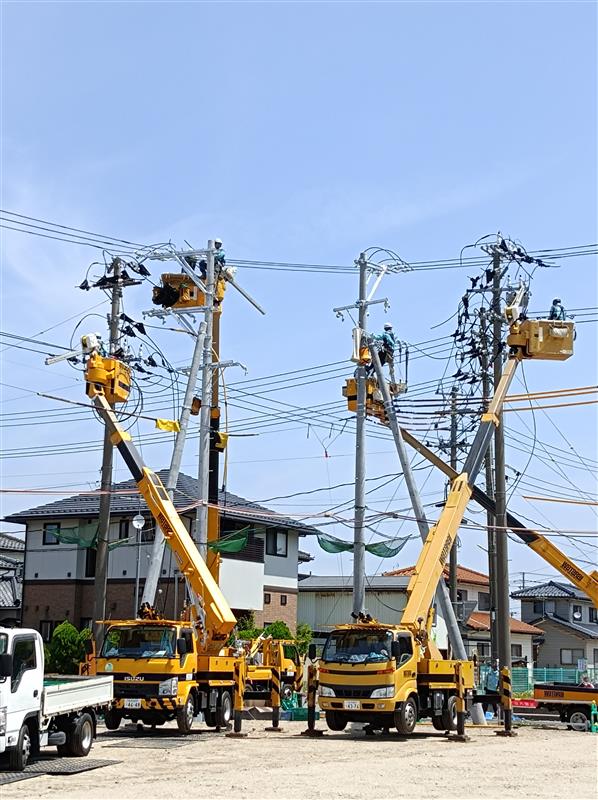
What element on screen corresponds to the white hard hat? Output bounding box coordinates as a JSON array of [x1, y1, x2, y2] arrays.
[[214, 237, 223, 245], [384, 322, 393, 330]]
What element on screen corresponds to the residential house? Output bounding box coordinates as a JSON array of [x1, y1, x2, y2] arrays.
[[384, 564, 542, 664], [511, 581, 598, 669], [297, 574, 449, 650], [0, 533, 25, 626], [4, 471, 320, 640]]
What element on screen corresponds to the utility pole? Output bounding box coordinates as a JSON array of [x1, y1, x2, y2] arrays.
[[479, 307, 498, 662], [448, 386, 458, 612], [142, 319, 207, 606], [352, 253, 368, 617], [93, 258, 122, 642], [492, 249, 512, 670], [196, 241, 216, 559]]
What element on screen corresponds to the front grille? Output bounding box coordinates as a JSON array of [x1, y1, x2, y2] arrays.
[[114, 682, 160, 699], [321, 685, 388, 699]]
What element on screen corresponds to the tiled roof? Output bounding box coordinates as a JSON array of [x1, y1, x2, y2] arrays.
[[384, 564, 489, 587], [533, 613, 598, 640], [0, 534, 25, 552], [511, 581, 588, 600], [465, 611, 543, 635], [2, 471, 320, 535], [0, 578, 22, 609], [0, 555, 21, 571]]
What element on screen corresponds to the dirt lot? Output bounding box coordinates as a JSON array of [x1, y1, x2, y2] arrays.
[[6, 721, 598, 800]]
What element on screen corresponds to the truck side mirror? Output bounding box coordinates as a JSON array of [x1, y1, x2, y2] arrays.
[[391, 640, 402, 661], [308, 643, 317, 661], [0, 653, 13, 678], [176, 637, 188, 656], [84, 638, 94, 656]]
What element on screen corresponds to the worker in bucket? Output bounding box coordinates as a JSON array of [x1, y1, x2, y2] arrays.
[[366, 323, 397, 383], [548, 298, 566, 321]]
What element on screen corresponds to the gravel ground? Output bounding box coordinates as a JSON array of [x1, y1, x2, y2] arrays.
[[5, 720, 597, 800]]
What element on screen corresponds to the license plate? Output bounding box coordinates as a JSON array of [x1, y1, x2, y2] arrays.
[[344, 700, 360, 710], [124, 699, 142, 709]]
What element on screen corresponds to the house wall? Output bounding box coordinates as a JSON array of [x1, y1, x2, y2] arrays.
[[297, 589, 448, 649], [534, 618, 589, 667], [22, 513, 302, 633]]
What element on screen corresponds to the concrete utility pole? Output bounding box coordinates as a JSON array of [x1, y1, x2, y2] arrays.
[[479, 307, 499, 662], [196, 241, 216, 559], [368, 347, 486, 725], [93, 259, 122, 641], [352, 253, 368, 617], [448, 386, 459, 612], [142, 319, 207, 606], [492, 250, 512, 670]]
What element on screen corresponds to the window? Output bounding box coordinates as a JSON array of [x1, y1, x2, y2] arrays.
[[590, 608, 598, 624], [181, 629, 194, 655], [39, 621, 55, 643], [264, 593, 271, 605], [478, 592, 491, 611], [266, 530, 288, 557], [280, 594, 287, 606], [561, 648, 584, 665], [476, 642, 490, 657], [85, 547, 97, 578], [533, 600, 544, 615], [593, 649, 598, 667], [11, 637, 37, 691], [80, 618, 92, 631], [140, 519, 155, 544], [572, 604, 583, 621], [511, 644, 523, 658], [119, 519, 129, 541], [456, 589, 468, 603], [43, 522, 60, 545]]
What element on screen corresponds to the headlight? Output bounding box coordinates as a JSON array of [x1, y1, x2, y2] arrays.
[[370, 686, 395, 699], [158, 677, 178, 696], [319, 686, 335, 697], [0, 706, 6, 735]]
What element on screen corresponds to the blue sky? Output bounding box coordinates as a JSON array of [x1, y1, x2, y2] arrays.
[[1, 2, 596, 597]]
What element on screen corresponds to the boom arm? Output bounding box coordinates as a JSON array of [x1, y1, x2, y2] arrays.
[[399, 358, 520, 629], [399, 430, 598, 608], [91, 393, 237, 652]]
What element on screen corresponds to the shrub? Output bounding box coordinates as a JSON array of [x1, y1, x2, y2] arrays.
[[45, 621, 91, 674]]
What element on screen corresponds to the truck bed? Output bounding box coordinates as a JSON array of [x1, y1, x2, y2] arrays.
[[42, 674, 113, 717], [534, 682, 598, 705]]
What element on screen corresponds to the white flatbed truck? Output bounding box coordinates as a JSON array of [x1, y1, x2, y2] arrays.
[[0, 627, 113, 770]]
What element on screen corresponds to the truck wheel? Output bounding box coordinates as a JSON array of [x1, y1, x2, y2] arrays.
[[103, 709, 122, 731], [568, 708, 590, 732], [217, 690, 233, 727], [395, 697, 417, 735], [176, 694, 195, 734], [67, 713, 94, 757], [439, 696, 458, 731], [203, 707, 217, 727], [325, 711, 347, 731], [8, 723, 31, 771]]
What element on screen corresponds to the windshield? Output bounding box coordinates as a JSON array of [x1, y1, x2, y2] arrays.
[[100, 626, 177, 659], [322, 630, 392, 664], [0, 634, 6, 655]]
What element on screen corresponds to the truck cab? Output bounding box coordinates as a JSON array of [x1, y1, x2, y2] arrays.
[[95, 619, 235, 732], [0, 627, 112, 770], [318, 623, 473, 734]]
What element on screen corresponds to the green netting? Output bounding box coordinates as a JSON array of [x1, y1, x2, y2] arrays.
[[317, 533, 354, 554], [52, 523, 98, 548], [365, 535, 411, 558], [209, 527, 249, 554]]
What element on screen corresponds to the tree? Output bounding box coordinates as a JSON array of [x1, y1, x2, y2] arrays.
[[45, 621, 91, 674], [294, 622, 313, 656], [263, 620, 293, 640]]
